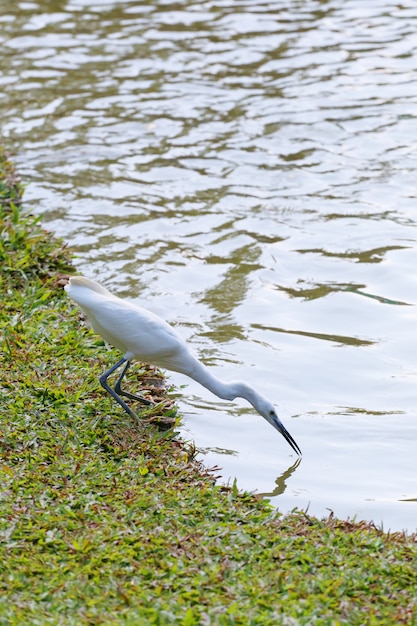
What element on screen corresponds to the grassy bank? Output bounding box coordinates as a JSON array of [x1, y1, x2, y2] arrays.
[[0, 150, 416, 625]]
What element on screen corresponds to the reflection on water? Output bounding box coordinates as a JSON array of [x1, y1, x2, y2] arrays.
[[251, 322, 376, 347], [1, 0, 417, 531], [259, 458, 303, 498]]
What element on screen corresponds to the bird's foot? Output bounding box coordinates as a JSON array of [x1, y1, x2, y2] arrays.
[[116, 389, 153, 405]]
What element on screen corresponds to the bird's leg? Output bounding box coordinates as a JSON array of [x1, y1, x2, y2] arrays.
[[99, 358, 143, 423], [114, 360, 152, 406]]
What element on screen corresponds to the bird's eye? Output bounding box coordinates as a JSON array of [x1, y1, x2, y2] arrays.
[[269, 410, 275, 417]]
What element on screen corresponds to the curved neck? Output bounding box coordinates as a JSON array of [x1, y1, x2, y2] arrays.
[[186, 359, 260, 408]]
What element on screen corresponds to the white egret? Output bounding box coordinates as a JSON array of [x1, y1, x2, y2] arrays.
[[65, 276, 301, 455]]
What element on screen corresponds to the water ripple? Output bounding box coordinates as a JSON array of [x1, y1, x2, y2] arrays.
[[1, 0, 417, 530]]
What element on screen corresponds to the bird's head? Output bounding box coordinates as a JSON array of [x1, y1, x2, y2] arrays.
[[232, 383, 301, 456], [258, 401, 301, 456]]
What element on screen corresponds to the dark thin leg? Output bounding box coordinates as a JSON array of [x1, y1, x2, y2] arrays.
[[99, 357, 142, 423], [114, 360, 152, 406]]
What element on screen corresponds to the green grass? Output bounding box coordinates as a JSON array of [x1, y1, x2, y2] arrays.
[[0, 149, 416, 625]]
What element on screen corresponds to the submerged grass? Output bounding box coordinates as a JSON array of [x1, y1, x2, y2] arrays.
[[0, 149, 416, 625]]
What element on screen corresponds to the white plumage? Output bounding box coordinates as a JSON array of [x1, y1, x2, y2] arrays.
[[65, 275, 301, 455]]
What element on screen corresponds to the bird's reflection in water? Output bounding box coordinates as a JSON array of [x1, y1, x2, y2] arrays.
[[258, 457, 302, 498]]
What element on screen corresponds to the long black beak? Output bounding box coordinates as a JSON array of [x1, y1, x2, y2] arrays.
[[272, 415, 302, 456]]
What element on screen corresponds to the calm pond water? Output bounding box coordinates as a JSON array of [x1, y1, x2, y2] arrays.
[[1, 0, 416, 532]]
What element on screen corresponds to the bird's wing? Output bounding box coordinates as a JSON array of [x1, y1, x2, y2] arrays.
[[71, 291, 196, 374], [119, 300, 197, 373]]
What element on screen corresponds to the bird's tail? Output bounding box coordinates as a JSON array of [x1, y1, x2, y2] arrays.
[[67, 276, 114, 297]]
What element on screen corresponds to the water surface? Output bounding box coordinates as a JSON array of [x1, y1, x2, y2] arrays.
[[1, 0, 416, 531]]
